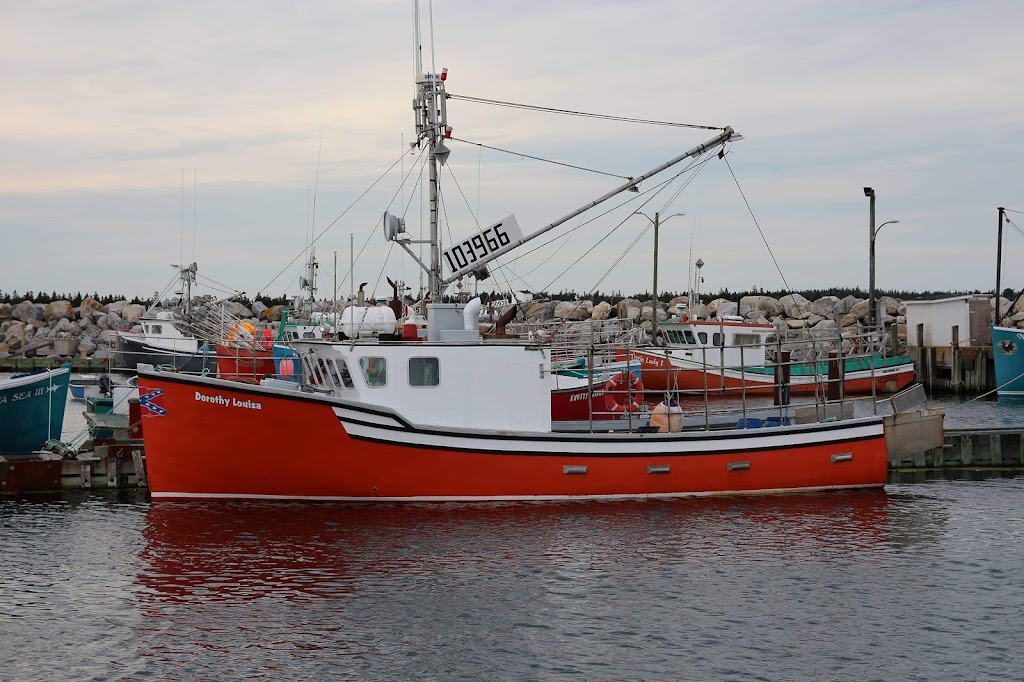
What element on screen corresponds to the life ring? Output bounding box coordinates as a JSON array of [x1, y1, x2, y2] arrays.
[[604, 371, 644, 414]]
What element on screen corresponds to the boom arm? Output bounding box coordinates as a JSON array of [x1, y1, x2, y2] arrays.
[[441, 126, 736, 284]]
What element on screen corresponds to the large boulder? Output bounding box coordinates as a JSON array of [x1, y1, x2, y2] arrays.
[[554, 300, 593, 320], [221, 301, 254, 319], [810, 296, 840, 318], [0, 303, 11, 321], [591, 301, 612, 321], [12, 301, 44, 323], [786, 318, 807, 329], [79, 337, 97, 355], [837, 295, 861, 316], [839, 313, 859, 327], [779, 293, 812, 319], [849, 299, 870, 320], [525, 301, 557, 322], [714, 301, 739, 318], [707, 298, 729, 315], [121, 304, 146, 323], [44, 300, 74, 322], [640, 305, 668, 323], [264, 305, 286, 322], [615, 298, 643, 321], [97, 330, 121, 345], [739, 295, 782, 319], [251, 301, 269, 318], [879, 296, 901, 316], [81, 296, 104, 312], [105, 300, 129, 314]]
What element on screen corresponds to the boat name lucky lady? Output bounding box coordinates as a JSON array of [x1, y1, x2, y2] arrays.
[[194, 391, 263, 410]]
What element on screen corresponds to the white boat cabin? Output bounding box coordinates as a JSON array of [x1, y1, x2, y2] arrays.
[[657, 318, 773, 367], [130, 312, 203, 353], [286, 299, 551, 433]]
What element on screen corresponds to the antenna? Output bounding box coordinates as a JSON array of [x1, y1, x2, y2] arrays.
[[192, 170, 197, 264]]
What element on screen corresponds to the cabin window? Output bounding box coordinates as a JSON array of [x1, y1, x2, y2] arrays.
[[335, 358, 354, 389], [684, 330, 697, 344], [316, 359, 338, 389], [713, 332, 724, 347], [150, 324, 162, 334], [302, 355, 324, 386], [697, 332, 708, 345], [409, 357, 440, 387], [302, 331, 316, 339], [359, 356, 388, 387], [734, 334, 762, 347]]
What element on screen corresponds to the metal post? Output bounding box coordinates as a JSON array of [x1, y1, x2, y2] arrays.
[[652, 211, 660, 345], [865, 187, 876, 332], [996, 207, 1005, 325]]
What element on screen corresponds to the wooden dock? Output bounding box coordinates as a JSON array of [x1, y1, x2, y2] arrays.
[[906, 344, 994, 395], [891, 426, 1024, 470]]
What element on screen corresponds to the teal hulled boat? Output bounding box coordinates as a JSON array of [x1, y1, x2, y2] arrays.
[[0, 366, 71, 454], [991, 325, 1024, 397]]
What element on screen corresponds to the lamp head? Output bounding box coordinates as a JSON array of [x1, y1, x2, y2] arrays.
[[863, 187, 874, 197]]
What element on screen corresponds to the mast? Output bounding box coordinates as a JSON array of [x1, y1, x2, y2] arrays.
[[412, 0, 450, 302]]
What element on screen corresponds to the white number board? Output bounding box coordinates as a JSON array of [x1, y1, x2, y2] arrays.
[[441, 216, 524, 275]]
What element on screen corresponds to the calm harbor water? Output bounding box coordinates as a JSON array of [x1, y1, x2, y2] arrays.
[[3, 480, 1024, 680], [3, 377, 1024, 679]]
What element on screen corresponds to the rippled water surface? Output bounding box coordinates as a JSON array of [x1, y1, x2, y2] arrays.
[[3, 479, 1024, 681]]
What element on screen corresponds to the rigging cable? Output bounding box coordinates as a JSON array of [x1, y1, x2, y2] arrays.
[[334, 148, 430, 300], [540, 151, 717, 292], [448, 94, 725, 131], [722, 152, 792, 293], [450, 137, 628, 179], [256, 144, 426, 297]]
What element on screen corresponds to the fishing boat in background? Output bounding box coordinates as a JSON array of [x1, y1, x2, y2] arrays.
[[627, 317, 915, 396], [0, 366, 71, 455], [137, 8, 890, 502], [992, 207, 1024, 398], [990, 325, 1024, 396], [116, 264, 217, 375]]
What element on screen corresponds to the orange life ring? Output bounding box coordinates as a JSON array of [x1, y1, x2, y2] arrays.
[[603, 371, 644, 414]]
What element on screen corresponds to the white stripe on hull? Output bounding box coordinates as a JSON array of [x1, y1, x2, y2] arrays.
[[340, 418, 884, 455], [151, 482, 884, 502]]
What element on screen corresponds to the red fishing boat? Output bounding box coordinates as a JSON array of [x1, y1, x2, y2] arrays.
[[624, 318, 915, 396], [136, 6, 889, 502]]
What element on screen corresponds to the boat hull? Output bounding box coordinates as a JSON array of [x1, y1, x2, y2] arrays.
[[991, 325, 1024, 397], [138, 371, 888, 502], [117, 335, 216, 375], [626, 349, 915, 396], [214, 344, 277, 381], [0, 367, 70, 454]]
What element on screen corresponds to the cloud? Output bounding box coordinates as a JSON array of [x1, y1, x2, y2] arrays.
[[1, 0, 1023, 299]]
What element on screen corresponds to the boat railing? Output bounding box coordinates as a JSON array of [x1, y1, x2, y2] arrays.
[[557, 329, 906, 432]]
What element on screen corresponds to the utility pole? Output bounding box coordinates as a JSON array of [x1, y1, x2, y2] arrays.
[[996, 206, 1006, 325], [865, 186, 876, 331]]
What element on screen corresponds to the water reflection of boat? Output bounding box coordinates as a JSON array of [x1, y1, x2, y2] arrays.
[[137, 491, 891, 604]]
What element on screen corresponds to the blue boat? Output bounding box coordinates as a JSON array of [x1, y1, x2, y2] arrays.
[[0, 366, 71, 454], [991, 325, 1024, 397]]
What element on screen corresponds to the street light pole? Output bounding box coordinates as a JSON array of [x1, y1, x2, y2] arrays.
[[635, 211, 683, 345], [865, 187, 876, 330]]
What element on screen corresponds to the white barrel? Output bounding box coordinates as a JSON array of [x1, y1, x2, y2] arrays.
[[340, 306, 398, 338]]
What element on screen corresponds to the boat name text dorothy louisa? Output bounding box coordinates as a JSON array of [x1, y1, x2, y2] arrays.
[[194, 391, 263, 410]]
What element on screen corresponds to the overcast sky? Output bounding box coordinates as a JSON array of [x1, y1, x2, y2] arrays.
[[2, 0, 1023, 303]]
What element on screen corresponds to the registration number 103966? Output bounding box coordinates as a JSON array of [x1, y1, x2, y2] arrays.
[[441, 216, 523, 274]]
